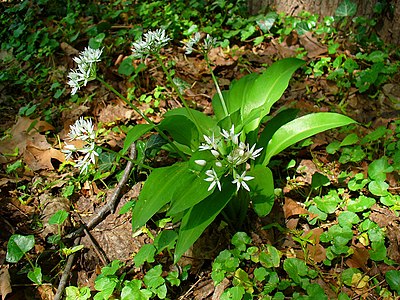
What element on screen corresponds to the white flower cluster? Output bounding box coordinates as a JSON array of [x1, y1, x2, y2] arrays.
[[184, 32, 217, 55], [67, 47, 103, 95], [62, 117, 98, 174], [198, 125, 263, 192], [132, 29, 171, 59]]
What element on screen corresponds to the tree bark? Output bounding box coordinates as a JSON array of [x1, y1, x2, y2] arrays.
[[247, 0, 400, 45]]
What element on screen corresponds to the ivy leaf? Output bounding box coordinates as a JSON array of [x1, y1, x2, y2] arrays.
[[335, 0, 357, 17], [283, 258, 309, 284], [134, 244, 156, 268]]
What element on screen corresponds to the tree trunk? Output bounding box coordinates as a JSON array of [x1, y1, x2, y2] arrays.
[[247, 0, 400, 45]]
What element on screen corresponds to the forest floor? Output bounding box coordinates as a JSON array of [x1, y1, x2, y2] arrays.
[[1, 18, 400, 300]]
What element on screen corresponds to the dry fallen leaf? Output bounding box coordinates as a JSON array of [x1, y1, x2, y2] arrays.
[[0, 117, 63, 170], [0, 266, 12, 300], [283, 197, 309, 219]]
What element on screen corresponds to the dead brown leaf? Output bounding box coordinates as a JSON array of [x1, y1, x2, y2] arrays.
[[0, 117, 63, 170], [346, 246, 370, 270], [98, 104, 134, 124], [208, 47, 238, 67], [0, 266, 12, 300], [283, 197, 309, 219], [299, 31, 327, 58]]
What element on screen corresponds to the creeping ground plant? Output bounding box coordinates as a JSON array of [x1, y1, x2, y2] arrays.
[[63, 29, 356, 263]]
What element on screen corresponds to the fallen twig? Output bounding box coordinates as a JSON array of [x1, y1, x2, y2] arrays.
[[64, 144, 137, 239], [54, 144, 137, 299]]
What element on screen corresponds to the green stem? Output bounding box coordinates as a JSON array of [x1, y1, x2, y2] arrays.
[[154, 54, 204, 135], [204, 54, 230, 119], [97, 76, 187, 161]]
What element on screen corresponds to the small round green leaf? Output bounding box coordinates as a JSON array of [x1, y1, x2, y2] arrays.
[[368, 181, 389, 196]]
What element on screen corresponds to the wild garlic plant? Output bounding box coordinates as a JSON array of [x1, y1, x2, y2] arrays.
[[64, 29, 356, 263]]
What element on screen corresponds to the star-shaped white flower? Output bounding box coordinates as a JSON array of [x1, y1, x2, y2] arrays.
[[204, 169, 221, 191], [232, 171, 254, 192], [221, 125, 240, 145]]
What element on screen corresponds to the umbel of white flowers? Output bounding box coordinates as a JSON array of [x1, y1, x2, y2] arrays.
[[132, 29, 171, 59], [197, 125, 263, 192], [67, 47, 103, 95], [184, 32, 217, 55], [62, 117, 98, 174]]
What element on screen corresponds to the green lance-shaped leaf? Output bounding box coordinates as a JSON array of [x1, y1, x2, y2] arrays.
[[132, 161, 212, 230], [241, 58, 305, 130], [247, 165, 275, 217], [6, 234, 35, 263], [122, 124, 155, 155], [263, 113, 356, 165], [174, 179, 236, 263], [212, 58, 304, 131]]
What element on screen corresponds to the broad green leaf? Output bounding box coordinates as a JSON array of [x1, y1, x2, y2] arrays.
[[164, 107, 218, 136], [174, 179, 236, 263], [159, 114, 199, 149], [314, 191, 342, 214], [122, 124, 154, 154], [118, 56, 135, 76], [256, 108, 299, 164], [212, 73, 258, 121], [132, 162, 213, 229], [385, 270, 400, 293], [48, 210, 69, 225], [263, 113, 356, 165], [339, 133, 359, 147], [134, 244, 156, 267], [121, 280, 152, 300], [329, 224, 353, 246], [247, 165, 275, 216], [311, 173, 330, 189], [132, 162, 186, 229], [167, 168, 212, 215], [259, 245, 281, 268], [212, 58, 304, 132], [370, 241, 386, 261], [6, 234, 35, 263], [242, 58, 305, 133], [231, 232, 252, 252], [335, 0, 357, 17]]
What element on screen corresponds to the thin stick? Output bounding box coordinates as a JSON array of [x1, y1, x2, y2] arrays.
[[65, 143, 137, 240], [53, 236, 81, 300], [54, 144, 137, 298]]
